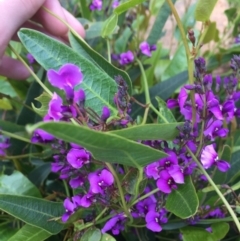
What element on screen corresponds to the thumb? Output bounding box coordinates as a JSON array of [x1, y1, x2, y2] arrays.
[[0, 0, 46, 57]]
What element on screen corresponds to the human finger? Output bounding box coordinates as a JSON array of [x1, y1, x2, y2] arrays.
[[0, 56, 30, 80]]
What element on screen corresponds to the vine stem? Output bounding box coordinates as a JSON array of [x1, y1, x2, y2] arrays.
[[8, 44, 53, 97], [105, 163, 132, 221], [131, 188, 159, 206], [186, 146, 240, 232], [107, 39, 112, 63], [136, 58, 169, 124], [63, 180, 70, 197], [165, 0, 196, 124]]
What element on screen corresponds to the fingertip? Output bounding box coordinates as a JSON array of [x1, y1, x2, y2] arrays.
[[35, 0, 69, 36]]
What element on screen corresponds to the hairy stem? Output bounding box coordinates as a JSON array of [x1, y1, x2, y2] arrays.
[[187, 146, 240, 232], [131, 188, 159, 206]]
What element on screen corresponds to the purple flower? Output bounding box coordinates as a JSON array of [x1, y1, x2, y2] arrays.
[[88, 169, 114, 194], [67, 148, 91, 169], [31, 129, 54, 143], [0, 134, 10, 156], [47, 64, 83, 92], [145, 161, 160, 180], [26, 53, 35, 64], [200, 144, 230, 172], [69, 176, 84, 189], [204, 119, 228, 140], [80, 193, 96, 207], [119, 51, 134, 65], [101, 106, 111, 122], [62, 198, 76, 222], [101, 213, 126, 235], [145, 210, 168, 232], [139, 41, 156, 57], [47, 93, 63, 121], [112, 0, 119, 8], [90, 0, 102, 11], [133, 197, 156, 217], [157, 170, 184, 193]]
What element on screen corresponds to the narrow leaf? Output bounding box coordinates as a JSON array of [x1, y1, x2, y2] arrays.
[[8, 224, 51, 241], [147, 0, 176, 44], [68, 32, 132, 94], [166, 176, 199, 218], [114, 0, 145, 15], [110, 123, 181, 141], [32, 92, 51, 117], [0, 194, 64, 234], [18, 29, 118, 116], [195, 0, 218, 22], [27, 122, 168, 168], [101, 14, 118, 38]]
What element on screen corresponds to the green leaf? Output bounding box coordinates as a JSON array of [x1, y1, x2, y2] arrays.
[[32, 92, 51, 117], [101, 14, 118, 38], [114, 0, 145, 15], [156, 97, 176, 123], [224, 8, 238, 23], [110, 123, 181, 141], [166, 176, 199, 219], [27, 122, 168, 168], [0, 120, 24, 132], [100, 234, 116, 241], [0, 194, 64, 234], [0, 79, 17, 97], [162, 45, 187, 80], [18, 29, 118, 116], [147, 0, 176, 44], [181, 222, 229, 241], [195, 0, 218, 22], [202, 22, 219, 44], [8, 224, 51, 241], [81, 228, 101, 241], [68, 32, 132, 94], [0, 171, 41, 197], [0, 224, 17, 241], [0, 98, 12, 110], [85, 22, 104, 40]]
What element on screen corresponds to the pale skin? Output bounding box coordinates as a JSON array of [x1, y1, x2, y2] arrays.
[[0, 0, 85, 80]]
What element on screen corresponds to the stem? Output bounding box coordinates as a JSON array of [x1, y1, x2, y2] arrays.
[[105, 163, 132, 220], [107, 39, 112, 63], [42, 7, 82, 42], [187, 146, 240, 232], [95, 207, 108, 222], [1, 153, 42, 160], [131, 188, 159, 206], [136, 58, 150, 104], [1, 130, 38, 145], [166, 0, 196, 124], [136, 58, 169, 124], [8, 44, 53, 97], [165, 0, 190, 58], [63, 180, 70, 197], [150, 104, 169, 124]]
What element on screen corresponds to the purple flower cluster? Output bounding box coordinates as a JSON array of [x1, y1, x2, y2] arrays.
[[166, 56, 235, 172], [0, 132, 10, 156], [90, 0, 102, 11]]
